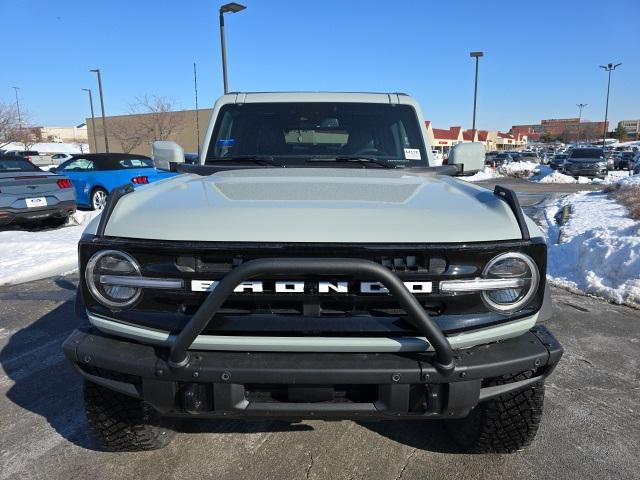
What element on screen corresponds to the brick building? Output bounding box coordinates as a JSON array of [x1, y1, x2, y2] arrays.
[[510, 118, 608, 142]]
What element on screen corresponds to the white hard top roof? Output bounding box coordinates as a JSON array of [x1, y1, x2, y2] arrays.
[[220, 91, 416, 105]]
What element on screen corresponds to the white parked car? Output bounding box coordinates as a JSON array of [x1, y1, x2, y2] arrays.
[[51, 153, 74, 164]]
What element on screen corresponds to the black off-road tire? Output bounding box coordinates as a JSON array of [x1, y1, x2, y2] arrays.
[[446, 371, 545, 453], [83, 380, 175, 451]]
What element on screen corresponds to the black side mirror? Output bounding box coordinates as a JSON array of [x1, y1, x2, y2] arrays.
[[49, 167, 57, 173]]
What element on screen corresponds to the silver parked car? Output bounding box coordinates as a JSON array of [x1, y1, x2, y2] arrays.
[[0, 156, 77, 227]]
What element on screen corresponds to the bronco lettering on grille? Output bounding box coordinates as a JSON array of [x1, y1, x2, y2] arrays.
[[191, 280, 432, 294]]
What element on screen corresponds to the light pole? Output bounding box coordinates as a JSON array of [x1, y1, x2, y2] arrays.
[[11, 86, 22, 126], [469, 51, 484, 136], [90, 68, 109, 153], [576, 103, 587, 143], [219, 2, 246, 94], [599, 63, 621, 149], [82, 88, 98, 153]]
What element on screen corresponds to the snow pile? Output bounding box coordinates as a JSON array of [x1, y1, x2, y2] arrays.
[[499, 161, 539, 178], [537, 171, 577, 184], [0, 210, 100, 286], [543, 191, 640, 307], [463, 166, 503, 182], [617, 174, 640, 188]]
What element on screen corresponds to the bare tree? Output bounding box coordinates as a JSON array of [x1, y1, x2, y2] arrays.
[[0, 102, 19, 148], [129, 95, 184, 144], [109, 117, 145, 153]]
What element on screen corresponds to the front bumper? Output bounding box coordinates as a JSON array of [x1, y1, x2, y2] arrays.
[[63, 324, 563, 420], [564, 165, 607, 178], [0, 200, 76, 225]]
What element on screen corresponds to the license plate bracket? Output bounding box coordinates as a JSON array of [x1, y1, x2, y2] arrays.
[[26, 197, 47, 208]]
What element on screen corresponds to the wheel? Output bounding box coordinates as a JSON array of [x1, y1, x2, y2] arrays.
[[91, 187, 108, 210], [445, 371, 545, 453], [83, 380, 175, 451]]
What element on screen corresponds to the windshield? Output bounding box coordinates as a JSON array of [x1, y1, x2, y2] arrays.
[[206, 102, 428, 167], [569, 148, 603, 159], [0, 158, 40, 172]]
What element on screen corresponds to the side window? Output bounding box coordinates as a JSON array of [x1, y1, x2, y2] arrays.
[[61, 159, 94, 171]]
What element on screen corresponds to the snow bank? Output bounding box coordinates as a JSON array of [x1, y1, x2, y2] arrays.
[[537, 171, 577, 184], [499, 161, 539, 178], [543, 191, 640, 308], [0, 211, 100, 286], [1, 141, 89, 154], [462, 167, 503, 182]]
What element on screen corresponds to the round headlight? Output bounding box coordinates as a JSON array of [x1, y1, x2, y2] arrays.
[[85, 250, 142, 309], [482, 252, 539, 314]]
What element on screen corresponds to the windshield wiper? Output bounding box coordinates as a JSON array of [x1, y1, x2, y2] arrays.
[[305, 156, 394, 168], [206, 155, 283, 167]]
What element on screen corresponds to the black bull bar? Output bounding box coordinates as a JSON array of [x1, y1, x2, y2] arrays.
[[168, 257, 456, 373]]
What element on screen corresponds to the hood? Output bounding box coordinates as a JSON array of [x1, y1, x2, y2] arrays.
[[103, 168, 523, 243]]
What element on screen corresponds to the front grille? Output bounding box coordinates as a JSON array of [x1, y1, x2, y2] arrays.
[[80, 238, 547, 335]]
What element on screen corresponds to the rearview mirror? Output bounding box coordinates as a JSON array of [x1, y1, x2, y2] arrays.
[[152, 141, 185, 171], [448, 142, 485, 175]]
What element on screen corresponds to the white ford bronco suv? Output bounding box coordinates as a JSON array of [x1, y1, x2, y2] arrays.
[[63, 92, 562, 453]]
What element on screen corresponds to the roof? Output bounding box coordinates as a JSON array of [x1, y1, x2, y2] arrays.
[[462, 130, 476, 141], [218, 92, 418, 106], [432, 126, 462, 140]]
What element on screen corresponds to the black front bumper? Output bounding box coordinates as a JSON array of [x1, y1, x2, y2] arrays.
[[63, 324, 563, 420], [0, 200, 76, 225]]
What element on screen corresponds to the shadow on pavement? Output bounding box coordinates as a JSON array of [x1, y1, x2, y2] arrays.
[[1, 300, 100, 450], [1, 300, 313, 452], [360, 420, 463, 454]]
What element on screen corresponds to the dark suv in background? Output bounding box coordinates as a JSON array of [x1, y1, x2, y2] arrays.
[[563, 148, 607, 178]]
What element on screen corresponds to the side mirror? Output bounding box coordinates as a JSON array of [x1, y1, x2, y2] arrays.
[[448, 142, 486, 175], [49, 167, 57, 173], [152, 141, 184, 171]]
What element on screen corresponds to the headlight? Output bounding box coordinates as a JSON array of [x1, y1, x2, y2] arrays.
[[481, 252, 539, 313], [85, 250, 142, 308]]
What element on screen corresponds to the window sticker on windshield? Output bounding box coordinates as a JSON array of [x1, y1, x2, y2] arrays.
[[404, 148, 421, 160], [217, 138, 235, 146]]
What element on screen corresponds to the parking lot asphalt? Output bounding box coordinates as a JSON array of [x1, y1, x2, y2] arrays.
[[1, 275, 638, 480]]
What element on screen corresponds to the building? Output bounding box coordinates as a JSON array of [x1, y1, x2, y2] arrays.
[[23, 125, 88, 144], [426, 122, 526, 156], [618, 120, 640, 140], [87, 108, 211, 155], [510, 118, 608, 142]]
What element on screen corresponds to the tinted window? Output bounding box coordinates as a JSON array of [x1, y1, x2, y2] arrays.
[[207, 102, 428, 167], [0, 159, 40, 171], [569, 149, 604, 159]]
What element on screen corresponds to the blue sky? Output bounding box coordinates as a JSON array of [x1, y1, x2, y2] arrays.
[[3, 0, 639, 131]]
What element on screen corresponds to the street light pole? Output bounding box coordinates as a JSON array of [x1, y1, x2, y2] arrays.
[[469, 51, 484, 137], [576, 103, 587, 143], [219, 2, 246, 94], [90, 68, 109, 153], [599, 63, 621, 149], [11, 86, 22, 127], [82, 88, 98, 153]]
